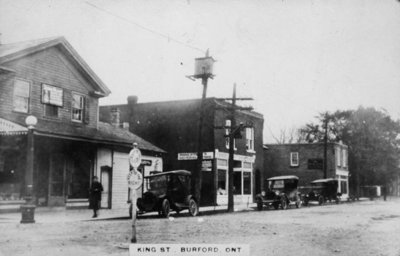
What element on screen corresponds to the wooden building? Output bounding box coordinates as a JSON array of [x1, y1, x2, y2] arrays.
[[0, 37, 164, 212]]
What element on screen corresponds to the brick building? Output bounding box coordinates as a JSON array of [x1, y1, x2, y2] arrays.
[[0, 37, 164, 212], [264, 142, 349, 199], [100, 97, 264, 206]]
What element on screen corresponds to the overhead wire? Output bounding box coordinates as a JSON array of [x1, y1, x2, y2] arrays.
[[84, 1, 205, 54]]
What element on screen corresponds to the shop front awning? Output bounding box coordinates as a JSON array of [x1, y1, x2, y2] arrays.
[[0, 118, 28, 135]]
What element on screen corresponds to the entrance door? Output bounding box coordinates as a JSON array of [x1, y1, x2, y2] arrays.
[[48, 154, 66, 206], [100, 166, 111, 209]]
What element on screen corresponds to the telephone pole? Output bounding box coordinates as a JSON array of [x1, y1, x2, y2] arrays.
[[323, 112, 329, 178], [218, 83, 253, 212]]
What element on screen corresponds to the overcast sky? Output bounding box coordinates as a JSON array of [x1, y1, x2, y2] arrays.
[[1, 0, 399, 143]]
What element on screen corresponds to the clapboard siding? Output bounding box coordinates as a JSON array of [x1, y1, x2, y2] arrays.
[[0, 47, 99, 129], [112, 151, 130, 209]]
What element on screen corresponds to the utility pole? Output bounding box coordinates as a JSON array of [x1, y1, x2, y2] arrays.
[[187, 50, 215, 205], [323, 112, 329, 179], [217, 84, 253, 212]]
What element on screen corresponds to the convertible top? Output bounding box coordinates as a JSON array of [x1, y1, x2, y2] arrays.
[[145, 170, 191, 178], [267, 175, 299, 181], [311, 178, 337, 183]]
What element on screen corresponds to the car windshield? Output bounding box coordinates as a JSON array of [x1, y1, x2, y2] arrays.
[[146, 175, 167, 191], [269, 180, 284, 189]]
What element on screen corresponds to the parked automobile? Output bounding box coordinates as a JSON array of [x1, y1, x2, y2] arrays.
[[256, 175, 302, 210], [303, 178, 341, 206], [130, 170, 199, 218]]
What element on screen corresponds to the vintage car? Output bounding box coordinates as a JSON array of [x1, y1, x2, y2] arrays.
[[130, 170, 199, 218], [303, 178, 341, 206], [256, 175, 302, 210]]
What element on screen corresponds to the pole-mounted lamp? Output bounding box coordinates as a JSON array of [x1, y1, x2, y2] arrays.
[[21, 115, 37, 224]]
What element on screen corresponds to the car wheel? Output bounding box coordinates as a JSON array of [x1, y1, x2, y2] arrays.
[[280, 198, 288, 210], [318, 196, 324, 205], [161, 199, 170, 218], [257, 200, 263, 211], [188, 199, 199, 217]]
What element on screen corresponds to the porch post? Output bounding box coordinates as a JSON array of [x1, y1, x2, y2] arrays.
[[21, 115, 37, 224]]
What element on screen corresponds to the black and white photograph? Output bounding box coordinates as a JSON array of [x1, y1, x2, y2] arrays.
[[0, 0, 399, 255]]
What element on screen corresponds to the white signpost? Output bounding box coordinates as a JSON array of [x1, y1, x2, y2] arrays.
[[128, 144, 143, 243]]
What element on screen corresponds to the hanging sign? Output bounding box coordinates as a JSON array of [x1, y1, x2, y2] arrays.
[[129, 148, 142, 168]]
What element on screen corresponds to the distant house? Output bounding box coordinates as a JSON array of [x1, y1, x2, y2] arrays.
[[0, 37, 164, 212], [264, 142, 349, 199], [100, 97, 264, 206]]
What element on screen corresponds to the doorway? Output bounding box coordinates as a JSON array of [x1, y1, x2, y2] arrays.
[[100, 166, 112, 209], [48, 154, 66, 206]]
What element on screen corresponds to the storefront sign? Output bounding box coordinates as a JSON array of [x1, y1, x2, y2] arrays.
[[202, 160, 212, 171], [178, 152, 214, 160], [215, 151, 256, 163], [141, 159, 152, 166], [307, 158, 323, 170], [42, 84, 63, 106], [129, 148, 142, 168], [129, 244, 249, 256]]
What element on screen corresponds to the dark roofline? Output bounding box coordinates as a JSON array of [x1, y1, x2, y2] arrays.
[[264, 142, 348, 148]]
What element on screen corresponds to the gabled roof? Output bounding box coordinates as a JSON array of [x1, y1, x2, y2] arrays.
[[0, 36, 111, 97]]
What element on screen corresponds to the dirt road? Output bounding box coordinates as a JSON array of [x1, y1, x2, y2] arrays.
[[1, 198, 399, 256]]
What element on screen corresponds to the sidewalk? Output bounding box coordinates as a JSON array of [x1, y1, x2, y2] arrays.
[[0, 203, 257, 224]]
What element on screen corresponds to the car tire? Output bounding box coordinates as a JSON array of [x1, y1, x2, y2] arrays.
[[161, 199, 170, 218], [280, 198, 288, 210], [318, 196, 324, 205], [188, 199, 199, 217], [257, 200, 263, 211]]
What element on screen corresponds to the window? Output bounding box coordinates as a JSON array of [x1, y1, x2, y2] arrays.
[[72, 94, 85, 122], [233, 171, 242, 195], [246, 127, 254, 151], [42, 84, 63, 106], [290, 152, 299, 167], [13, 79, 30, 113], [217, 169, 227, 195], [225, 120, 237, 150], [336, 147, 341, 167], [342, 149, 347, 168], [243, 172, 251, 195], [44, 104, 58, 117]]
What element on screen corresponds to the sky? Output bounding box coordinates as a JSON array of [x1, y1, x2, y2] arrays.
[[1, 0, 399, 143]]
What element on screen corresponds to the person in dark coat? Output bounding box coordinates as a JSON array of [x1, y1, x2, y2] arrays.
[[89, 176, 103, 218]]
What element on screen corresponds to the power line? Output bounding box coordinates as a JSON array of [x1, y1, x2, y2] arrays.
[[85, 1, 205, 54]]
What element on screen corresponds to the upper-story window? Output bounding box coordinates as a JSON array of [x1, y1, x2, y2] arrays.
[[246, 127, 254, 152], [342, 148, 347, 168], [13, 79, 30, 113], [72, 93, 85, 122], [225, 120, 237, 150], [290, 152, 299, 167], [42, 84, 63, 118], [336, 147, 341, 167]]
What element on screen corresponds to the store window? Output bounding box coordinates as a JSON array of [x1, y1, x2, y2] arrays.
[[340, 180, 348, 194], [13, 79, 30, 113], [246, 127, 254, 151], [243, 172, 251, 194], [233, 171, 242, 195], [72, 93, 85, 122], [0, 152, 23, 201], [67, 155, 91, 199], [290, 152, 299, 167], [217, 169, 227, 195]]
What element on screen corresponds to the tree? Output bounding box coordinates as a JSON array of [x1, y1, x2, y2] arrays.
[[299, 107, 400, 195]]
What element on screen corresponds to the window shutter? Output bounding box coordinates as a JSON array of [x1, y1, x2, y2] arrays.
[[84, 97, 90, 124]]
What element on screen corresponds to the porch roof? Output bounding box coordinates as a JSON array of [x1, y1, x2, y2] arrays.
[[0, 118, 28, 135], [0, 118, 165, 153]]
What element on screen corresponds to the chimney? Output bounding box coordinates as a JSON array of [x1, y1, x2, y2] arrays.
[[127, 95, 138, 106], [127, 96, 138, 131], [110, 107, 120, 128]]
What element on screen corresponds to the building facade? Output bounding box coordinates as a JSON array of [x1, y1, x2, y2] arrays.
[[100, 97, 264, 206], [264, 142, 350, 199], [0, 37, 164, 212]]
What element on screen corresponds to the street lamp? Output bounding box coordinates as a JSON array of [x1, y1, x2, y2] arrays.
[[20, 115, 37, 224]]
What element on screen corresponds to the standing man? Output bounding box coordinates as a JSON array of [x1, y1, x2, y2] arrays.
[[89, 176, 103, 218], [128, 142, 143, 243]]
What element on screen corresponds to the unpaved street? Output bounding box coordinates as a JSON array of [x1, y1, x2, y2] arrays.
[[1, 199, 400, 256]]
